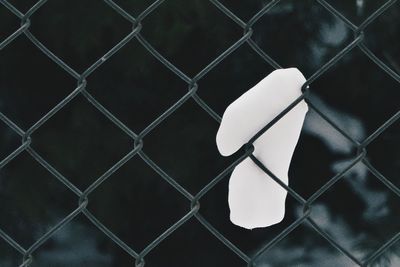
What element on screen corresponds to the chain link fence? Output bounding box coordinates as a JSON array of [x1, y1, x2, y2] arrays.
[[0, 0, 399, 266]]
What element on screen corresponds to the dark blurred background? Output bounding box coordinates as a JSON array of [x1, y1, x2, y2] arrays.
[[0, 0, 399, 266]]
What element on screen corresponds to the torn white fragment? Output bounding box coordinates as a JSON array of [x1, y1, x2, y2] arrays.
[[216, 68, 308, 229]]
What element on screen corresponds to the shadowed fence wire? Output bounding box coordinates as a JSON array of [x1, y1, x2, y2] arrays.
[[0, 0, 399, 266]]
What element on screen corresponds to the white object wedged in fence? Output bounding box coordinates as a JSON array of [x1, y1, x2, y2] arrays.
[[216, 68, 308, 229]]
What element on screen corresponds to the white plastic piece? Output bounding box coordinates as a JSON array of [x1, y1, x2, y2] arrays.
[[216, 68, 308, 229]]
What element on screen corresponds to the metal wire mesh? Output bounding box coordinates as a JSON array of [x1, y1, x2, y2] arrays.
[[0, 0, 399, 266]]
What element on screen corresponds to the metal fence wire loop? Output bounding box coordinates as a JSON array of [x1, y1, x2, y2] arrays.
[[135, 257, 145, 267]]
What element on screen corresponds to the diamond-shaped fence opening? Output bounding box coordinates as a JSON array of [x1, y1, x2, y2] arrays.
[[0, 37, 75, 129], [86, 39, 190, 132], [28, 0, 133, 73], [0, 0, 399, 266]]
